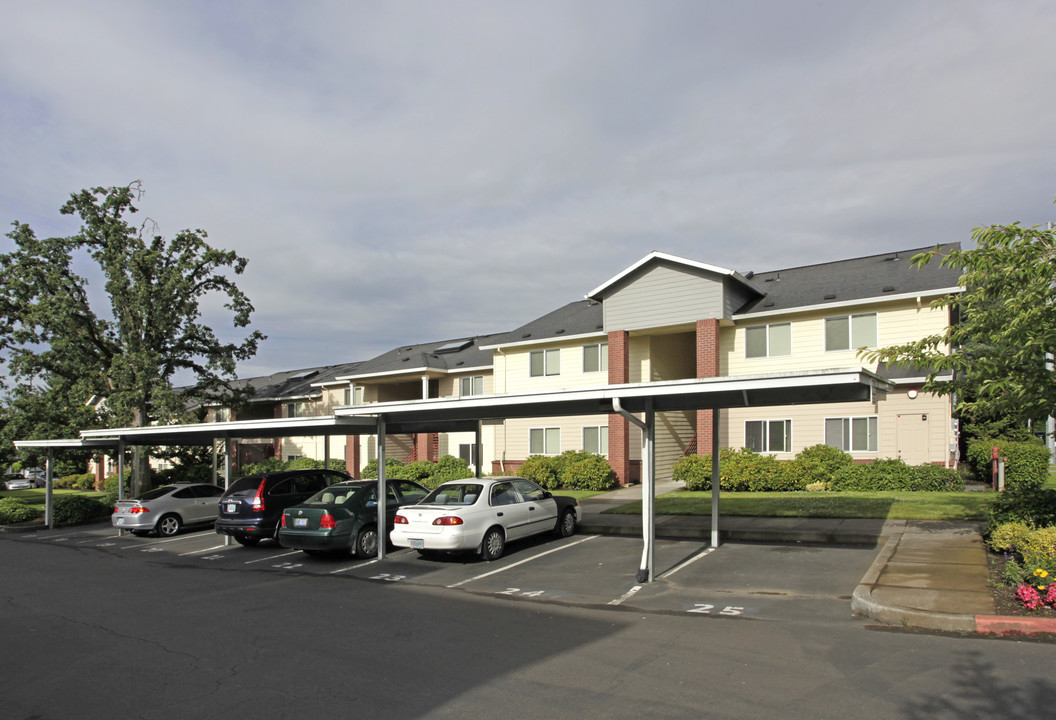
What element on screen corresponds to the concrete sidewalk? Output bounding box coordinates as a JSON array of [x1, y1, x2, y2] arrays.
[[577, 482, 1056, 636]]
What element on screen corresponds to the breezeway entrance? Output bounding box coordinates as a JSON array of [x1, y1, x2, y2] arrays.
[[16, 367, 890, 582]]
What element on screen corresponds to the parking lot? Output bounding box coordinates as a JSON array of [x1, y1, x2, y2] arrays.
[[6, 523, 883, 625]]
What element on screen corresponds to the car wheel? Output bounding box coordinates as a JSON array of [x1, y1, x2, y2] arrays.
[[556, 507, 577, 537], [354, 526, 379, 558], [479, 526, 505, 561], [233, 536, 259, 547], [156, 514, 182, 537]]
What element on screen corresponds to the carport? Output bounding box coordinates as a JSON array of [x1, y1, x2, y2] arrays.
[[15, 367, 890, 581]]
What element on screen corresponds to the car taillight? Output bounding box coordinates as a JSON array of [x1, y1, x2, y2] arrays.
[[280, 513, 287, 528], [433, 516, 463, 526], [130, 507, 149, 514], [320, 512, 336, 529], [393, 514, 408, 524], [252, 479, 266, 512]]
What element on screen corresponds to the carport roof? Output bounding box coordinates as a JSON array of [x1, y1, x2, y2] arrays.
[[15, 367, 889, 448]]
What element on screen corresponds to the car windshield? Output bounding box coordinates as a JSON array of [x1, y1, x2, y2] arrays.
[[422, 483, 484, 506], [305, 485, 361, 505], [138, 486, 175, 501]]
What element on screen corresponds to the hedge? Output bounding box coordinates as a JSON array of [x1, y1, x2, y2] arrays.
[[52, 495, 112, 525], [966, 437, 1050, 491], [512, 452, 616, 491], [0, 498, 41, 524], [831, 458, 962, 492]]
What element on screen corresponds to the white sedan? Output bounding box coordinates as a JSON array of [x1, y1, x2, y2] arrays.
[[390, 477, 579, 561]]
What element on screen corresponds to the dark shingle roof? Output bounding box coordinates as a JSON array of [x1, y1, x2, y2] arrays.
[[233, 362, 363, 402], [735, 244, 962, 314], [342, 336, 496, 379], [481, 300, 604, 348]]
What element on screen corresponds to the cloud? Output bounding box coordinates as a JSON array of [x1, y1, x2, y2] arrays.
[[2, 0, 1055, 379]]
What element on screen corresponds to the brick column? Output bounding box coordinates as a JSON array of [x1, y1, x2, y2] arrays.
[[346, 435, 360, 478], [607, 330, 631, 485], [696, 319, 720, 454]]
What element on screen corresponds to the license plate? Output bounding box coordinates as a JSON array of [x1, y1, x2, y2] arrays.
[[294, 518, 308, 528], [409, 538, 424, 549], [116, 518, 125, 524], [226, 504, 238, 513]]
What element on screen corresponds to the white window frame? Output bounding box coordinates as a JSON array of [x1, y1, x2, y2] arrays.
[[825, 313, 878, 352], [529, 427, 561, 455], [825, 416, 879, 452], [459, 376, 484, 397], [745, 322, 792, 359], [744, 419, 792, 453], [458, 443, 477, 467], [530, 349, 561, 377], [583, 343, 608, 373], [582, 425, 608, 455]]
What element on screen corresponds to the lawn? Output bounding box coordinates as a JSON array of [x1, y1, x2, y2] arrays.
[[0, 488, 106, 514], [606, 490, 995, 521]]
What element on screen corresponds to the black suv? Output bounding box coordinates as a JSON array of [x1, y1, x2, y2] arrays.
[[215, 469, 350, 546]]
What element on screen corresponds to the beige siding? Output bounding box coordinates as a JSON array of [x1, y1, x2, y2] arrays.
[[499, 338, 612, 393], [656, 409, 694, 480], [605, 263, 724, 332]]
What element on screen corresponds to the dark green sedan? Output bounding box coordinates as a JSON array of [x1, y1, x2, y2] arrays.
[[278, 479, 430, 557]]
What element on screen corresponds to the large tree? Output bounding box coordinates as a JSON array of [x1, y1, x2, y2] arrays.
[[1, 182, 264, 491], [863, 219, 1056, 435]]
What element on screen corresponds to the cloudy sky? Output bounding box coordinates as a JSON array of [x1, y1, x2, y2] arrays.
[[2, 1, 1054, 381]]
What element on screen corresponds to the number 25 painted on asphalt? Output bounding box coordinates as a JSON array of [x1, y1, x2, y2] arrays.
[[689, 603, 744, 615]]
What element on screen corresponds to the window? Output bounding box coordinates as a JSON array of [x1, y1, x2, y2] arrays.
[[745, 323, 791, 358], [459, 376, 484, 397], [744, 420, 791, 453], [583, 426, 608, 454], [530, 349, 560, 377], [825, 416, 878, 452], [583, 343, 608, 373], [529, 427, 561, 455], [215, 407, 231, 422], [286, 402, 305, 418], [458, 443, 477, 467], [353, 386, 365, 406], [343, 387, 351, 405], [825, 313, 877, 351]]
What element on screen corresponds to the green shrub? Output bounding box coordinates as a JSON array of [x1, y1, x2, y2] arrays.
[[966, 437, 1050, 491], [398, 461, 436, 482], [832, 460, 963, 492], [718, 448, 790, 491], [155, 465, 214, 485], [104, 472, 131, 497], [362, 457, 405, 479], [517, 456, 560, 490], [562, 456, 617, 491], [286, 457, 325, 470], [239, 457, 285, 476], [987, 521, 1035, 553], [784, 444, 853, 489], [0, 498, 41, 524], [552, 450, 595, 478], [672, 453, 715, 491], [987, 486, 1056, 530], [910, 464, 964, 491], [427, 455, 474, 487], [54, 474, 82, 489], [52, 495, 111, 525]]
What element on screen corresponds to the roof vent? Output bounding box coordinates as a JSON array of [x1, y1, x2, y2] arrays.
[[745, 271, 754, 279], [401, 357, 410, 362], [882, 286, 896, 292], [823, 293, 836, 300], [884, 252, 901, 261], [521, 333, 531, 339], [456, 361, 464, 366], [763, 301, 775, 307], [596, 324, 603, 330], [555, 329, 565, 334]]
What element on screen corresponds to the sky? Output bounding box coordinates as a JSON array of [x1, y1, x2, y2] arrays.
[[2, 0, 1054, 382]]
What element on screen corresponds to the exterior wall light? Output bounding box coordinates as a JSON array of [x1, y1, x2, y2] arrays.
[[907, 389, 919, 399]]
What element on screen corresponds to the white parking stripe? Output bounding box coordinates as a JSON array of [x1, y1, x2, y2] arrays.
[[178, 545, 229, 556], [120, 534, 202, 549], [329, 559, 379, 574], [608, 585, 642, 606], [657, 546, 717, 580], [244, 549, 301, 564], [446, 535, 598, 589]]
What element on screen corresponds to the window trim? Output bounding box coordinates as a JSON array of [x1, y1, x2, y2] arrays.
[[824, 312, 878, 352], [459, 375, 484, 397], [582, 425, 608, 455], [529, 427, 561, 455], [744, 419, 792, 453], [529, 348, 561, 377], [583, 343, 608, 373], [824, 415, 879, 453], [744, 322, 792, 359]]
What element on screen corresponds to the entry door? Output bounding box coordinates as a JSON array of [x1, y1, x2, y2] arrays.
[[896, 413, 931, 464]]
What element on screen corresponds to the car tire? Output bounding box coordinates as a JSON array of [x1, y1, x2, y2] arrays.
[[479, 526, 505, 561], [233, 536, 259, 547], [156, 514, 182, 537], [354, 526, 379, 558], [556, 507, 577, 537]]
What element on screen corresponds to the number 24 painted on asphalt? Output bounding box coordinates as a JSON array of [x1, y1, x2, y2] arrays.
[[689, 603, 744, 615]]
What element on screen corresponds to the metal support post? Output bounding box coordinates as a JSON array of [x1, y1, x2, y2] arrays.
[[376, 416, 387, 560], [45, 448, 54, 530], [711, 407, 720, 548]]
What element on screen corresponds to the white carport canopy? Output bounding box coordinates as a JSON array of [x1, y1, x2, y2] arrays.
[[15, 367, 890, 580]]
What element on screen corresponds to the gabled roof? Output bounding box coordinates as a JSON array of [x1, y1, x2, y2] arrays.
[[734, 244, 963, 316], [232, 362, 363, 402], [338, 335, 496, 381], [479, 300, 604, 349], [586, 251, 760, 302]]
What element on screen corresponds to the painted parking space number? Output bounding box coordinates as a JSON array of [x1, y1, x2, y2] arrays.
[[370, 573, 405, 582], [689, 603, 744, 616], [499, 588, 546, 598]]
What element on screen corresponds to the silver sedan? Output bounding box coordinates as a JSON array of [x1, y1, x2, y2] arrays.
[[112, 483, 225, 536]]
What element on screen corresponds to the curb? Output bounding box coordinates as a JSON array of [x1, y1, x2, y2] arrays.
[[975, 615, 1056, 636]]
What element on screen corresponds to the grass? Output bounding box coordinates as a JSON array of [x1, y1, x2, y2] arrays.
[[606, 490, 995, 521], [0, 488, 106, 514]]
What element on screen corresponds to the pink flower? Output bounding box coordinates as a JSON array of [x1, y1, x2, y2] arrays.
[[1045, 585, 1056, 608], [1016, 585, 1044, 610]]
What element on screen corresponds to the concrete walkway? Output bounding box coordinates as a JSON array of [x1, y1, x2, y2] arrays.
[[577, 482, 1056, 636]]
